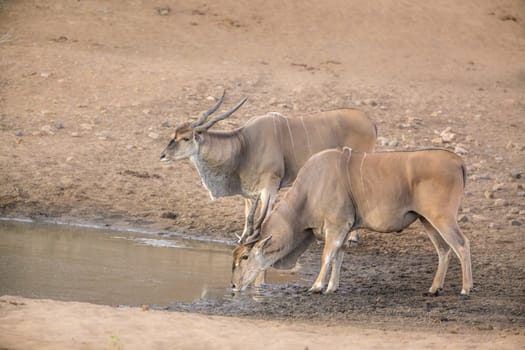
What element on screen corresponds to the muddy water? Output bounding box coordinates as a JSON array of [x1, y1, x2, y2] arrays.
[[0, 220, 300, 307]]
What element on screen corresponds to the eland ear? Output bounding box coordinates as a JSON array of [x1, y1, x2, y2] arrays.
[[254, 235, 272, 253], [193, 130, 204, 144]]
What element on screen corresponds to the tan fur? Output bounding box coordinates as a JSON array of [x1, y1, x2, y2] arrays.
[[161, 105, 377, 241], [231, 149, 473, 298]]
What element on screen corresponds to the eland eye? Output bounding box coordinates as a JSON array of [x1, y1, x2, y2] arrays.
[[183, 137, 190, 142], [242, 255, 249, 260]]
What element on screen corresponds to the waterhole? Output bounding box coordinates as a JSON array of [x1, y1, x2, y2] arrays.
[[0, 220, 301, 307]]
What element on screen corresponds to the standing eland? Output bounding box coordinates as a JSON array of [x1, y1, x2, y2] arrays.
[[160, 91, 377, 243]]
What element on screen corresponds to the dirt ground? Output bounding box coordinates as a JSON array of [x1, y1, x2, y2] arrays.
[[0, 0, 524, 349]]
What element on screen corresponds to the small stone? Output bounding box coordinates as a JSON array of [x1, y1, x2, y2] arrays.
[[40, 125, 55, 135], [484, 191, 494, 199], [126, 144, 136, 150], [510, 220, 522, 226], [454, 144, 468, 155], [519, 210, 525, 216], [517, 191, 525, 197], [71, 132, 80, 137], [364, 99, 377, 106], [377, 137, 389, 147], [473, 214, 490, 222], [158, 7, 170, 16], [492, 183, 505, 191], [98, 136, 108, 141], [53, 122, 64, 130], [510, 169, 522, 179], [431, 110, 442, 117], [479, 174, 492, 180], [148, 132, 160, 140], [388, 139, 399, 147], [439, 127, 455, 143], [15, 130, 23, 137], [494, 199, 507, 207], [161, 121, 170, 128], [431, 137, 443, 145], [40, 72, 51, 78], [142, 109, 151, 115], [458, 214, 469, 223], [516, 184, 524, 190], [508, 207, 519, 215]]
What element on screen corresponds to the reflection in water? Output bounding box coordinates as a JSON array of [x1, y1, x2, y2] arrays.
[[0, 220, 301, 307]]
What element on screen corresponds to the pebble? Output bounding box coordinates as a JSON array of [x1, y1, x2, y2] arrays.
[[15, 130, 23, 137], [377, 137, 389, 146], [161, 121, 170, 128], [492, 183, 505, 191], [494, 199, 508, 207], [40, 125, 55, 135], [71, 132, 80, 137], [517, 191, 525, 197], [484, 191, 494, 199], [479, 174, 492, 180], [454, 144, 468, 155], [508, 207, 520, 215], [148, 132, 160, 140], [473, 214, 490, 222], [510, 220, 522, 226], [388, 139, 399, 147], [510, 169, 522, 179], [126, 144, 136, 150], [458, 214, 469, 223]]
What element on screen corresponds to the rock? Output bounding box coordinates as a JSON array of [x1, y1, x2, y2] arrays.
[[479, 174, 492, 180], [458, 214, 469, 223], [377, 137, 389, 147], [388, 139, 399, 147], [508, 207, 519, 215], [492, 183, 505, 191], [40, 72, 51, 78], [126, 144, 136, 150], [15, 130, 23, 137], [157, 7, 171, 16], [484, 191, 494, 199], [439, 127, 455, 143], [430, 110, 442, 117], [510, 169, 522, 179], [364, 99, 377, 106], [510, 220, 522, 227], [40, 125, 55, 135], [454, 144, 468, 155], [161, 121, 170, 128], [494, 199, 507, 207], [53, 121, 64, 130], [517, 191, 525, 197], [148, 132, 160, 140], [80, 123, 93, 130], [431, 137, 443, 145], [519, 210, 525, 216], [71, 132, 80, 137], [472, 214, 490, 222]]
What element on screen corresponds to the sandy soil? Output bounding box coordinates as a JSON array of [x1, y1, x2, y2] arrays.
[[0, 0, 524, 348]]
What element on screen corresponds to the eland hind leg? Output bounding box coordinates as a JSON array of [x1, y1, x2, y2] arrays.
[[422, 216, 473, 298], [420, 218, 452, 296]]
